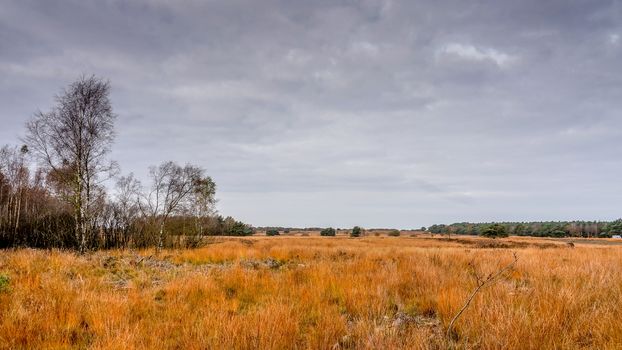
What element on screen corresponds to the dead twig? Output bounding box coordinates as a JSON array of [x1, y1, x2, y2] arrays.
[[446, 252, 519, 341]]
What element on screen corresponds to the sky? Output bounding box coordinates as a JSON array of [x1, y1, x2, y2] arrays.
[[1, 0, 622, 228]]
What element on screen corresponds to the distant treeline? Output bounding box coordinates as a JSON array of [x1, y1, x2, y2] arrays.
[[427, 220, 622, 238], [0, 76, 252, 252], [255, 227, 322, 232], [256, 227, 361, 233], [256, 227, 422, 233]]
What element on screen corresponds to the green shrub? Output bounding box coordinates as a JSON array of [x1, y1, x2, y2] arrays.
[[351, 226, 362, 237], [0, 274, 9, 293], [320, 228, 336, 236], [388, 229, 400, 237], [481, 224, 508, 238], [221, 216, 255, 236], [266, 229, 280, 236]]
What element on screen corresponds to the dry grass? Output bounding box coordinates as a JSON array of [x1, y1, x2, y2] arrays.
[[1, 235, 622, 349]]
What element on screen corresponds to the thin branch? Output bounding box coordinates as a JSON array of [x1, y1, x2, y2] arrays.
[[446, 252, 519, 341]]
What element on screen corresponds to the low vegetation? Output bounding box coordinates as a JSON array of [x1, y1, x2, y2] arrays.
[[320, 228, 336, 236], [1, 235, 621, 349], [350, 226, 362, 237], [388, 229, 401, 237], [0, 274, 9, 293], [266, 229, 280, 236]]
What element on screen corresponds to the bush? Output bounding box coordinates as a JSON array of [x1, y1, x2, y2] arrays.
[[0, 274, 9, 293], [351, 226, 362, 237], [481, 224, 508, 238], [219, 216, 255, 236], [266, 229, 280, 236], [388, 229, 400, 237], [320, 228, 336, 236]]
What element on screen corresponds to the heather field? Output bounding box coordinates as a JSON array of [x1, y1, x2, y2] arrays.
[[1, 234, 621, 349]]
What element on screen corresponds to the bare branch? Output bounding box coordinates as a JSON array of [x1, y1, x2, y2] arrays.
[[446, 252, 519, 341]]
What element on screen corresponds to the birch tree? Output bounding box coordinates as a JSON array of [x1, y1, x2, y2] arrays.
[[189, 175, 216, 244], [24, 76, 117, 253], [139, 161, 207, 251], [0, 145, 29, 245]]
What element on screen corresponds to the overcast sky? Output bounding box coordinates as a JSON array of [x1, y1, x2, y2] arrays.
[[1, 0, 622, 228]]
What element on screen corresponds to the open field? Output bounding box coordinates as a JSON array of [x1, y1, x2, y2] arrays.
[[1, 235, 622, 349]]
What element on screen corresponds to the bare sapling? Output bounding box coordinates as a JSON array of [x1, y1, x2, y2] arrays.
[[446, 252, 519, 342]]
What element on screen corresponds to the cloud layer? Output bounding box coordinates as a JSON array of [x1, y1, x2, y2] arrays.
[[1, 0, 622, 228]]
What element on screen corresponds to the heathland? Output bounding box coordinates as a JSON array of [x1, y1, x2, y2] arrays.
[[1, 232, 621, 349]]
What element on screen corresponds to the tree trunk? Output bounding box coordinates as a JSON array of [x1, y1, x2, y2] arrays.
[[14, 189, 21, 244], [157, 221, 165, 253], [76, 170, 86, 254]]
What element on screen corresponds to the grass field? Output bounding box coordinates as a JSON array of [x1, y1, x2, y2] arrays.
[[1, 233, 621, 349]]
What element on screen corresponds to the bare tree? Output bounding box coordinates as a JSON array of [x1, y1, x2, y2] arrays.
[[115, 174, 141, 223], [138, 161, 206, 252], [0, 145, 30, 244], [112, 174, 142, 247], [188, 175, 217, 245], [24, 76, 117, 253]]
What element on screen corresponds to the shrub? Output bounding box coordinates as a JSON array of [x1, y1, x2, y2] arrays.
[[0, 274, 9, 293], [388, 229, 400, 237], [266, 229, 280, 236], [320, 228, 336, 236], [351, 226, 362, 237], [221, 216, 255, 236], [481, 224, 508, 238]]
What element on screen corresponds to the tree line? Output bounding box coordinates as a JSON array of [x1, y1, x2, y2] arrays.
[[0, 76, 252, 252], [427, 220, 622, 238]]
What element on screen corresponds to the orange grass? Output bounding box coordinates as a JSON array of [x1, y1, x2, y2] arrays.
[[1, 235, 622, 349]]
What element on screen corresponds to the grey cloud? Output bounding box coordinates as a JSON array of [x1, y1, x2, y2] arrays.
[[1, 0, 622, 228]]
